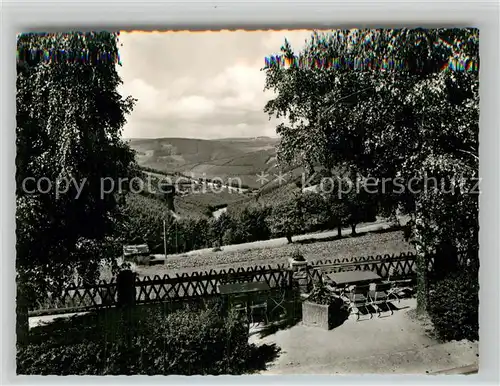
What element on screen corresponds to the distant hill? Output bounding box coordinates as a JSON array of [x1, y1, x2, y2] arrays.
[[128, 137, 281, 189], [127, 136, 329, 219]]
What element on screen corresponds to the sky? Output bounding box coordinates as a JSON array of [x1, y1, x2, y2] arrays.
[[116, 30, 315, 140]]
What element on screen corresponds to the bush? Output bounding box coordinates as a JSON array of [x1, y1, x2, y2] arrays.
[[211, 240, 222, 252], [291, 248, 305, 261], [308, 282, 341, 307], [221, 228, 236, 246], [18, 304, 264, 375], [135, 255, 151, 265], [428, 268, 479, 342]]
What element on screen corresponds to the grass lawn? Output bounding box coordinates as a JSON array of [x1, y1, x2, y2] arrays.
[[137, 229, 415, 276]]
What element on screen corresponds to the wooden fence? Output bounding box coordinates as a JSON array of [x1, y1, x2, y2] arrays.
[[135, 265, 292, 305], [28, 264, 292, 317], [29, 251, 460, 317], [309, 251, 469, 281], [309, 251, 419, 281]]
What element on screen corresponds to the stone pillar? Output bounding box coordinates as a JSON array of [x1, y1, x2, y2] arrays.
[[289, 258, 311, 295], [288, 257, 307, 272]]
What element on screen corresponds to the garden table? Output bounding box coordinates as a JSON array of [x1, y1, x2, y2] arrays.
[[218, 281, 270, 295], [325, 270, 381, 286], [219, 282, 270, 322]]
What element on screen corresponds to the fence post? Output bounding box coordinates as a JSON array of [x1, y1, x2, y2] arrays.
[[117, 270, 136, 308]]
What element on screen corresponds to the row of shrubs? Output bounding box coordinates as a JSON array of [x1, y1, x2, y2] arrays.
[[18, 301, 275, 375], [122, 188, 379, 255]]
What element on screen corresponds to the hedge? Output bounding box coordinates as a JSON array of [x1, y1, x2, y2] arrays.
[[18, 302, 276, 375], [428, 268, 479, 342]]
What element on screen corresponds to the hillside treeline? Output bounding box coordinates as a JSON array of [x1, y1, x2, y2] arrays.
[[121, 183, 381, 255]]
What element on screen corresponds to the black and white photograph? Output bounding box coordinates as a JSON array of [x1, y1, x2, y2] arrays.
[[15, 27, 480, 375]]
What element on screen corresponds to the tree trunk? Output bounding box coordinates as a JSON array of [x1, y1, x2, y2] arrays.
[[414, 206, 429, 315], [307, 162, 315, 179], [350, 224, 357, 235], [337, 226, 342, 238], [415, 247, 429, 315], [286, 234, 293, 244]]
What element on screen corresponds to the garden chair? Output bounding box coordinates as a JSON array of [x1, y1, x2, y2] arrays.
[[383, 264, 412, 297], [228, 293, 249, 321], [325, 283, 338, 294], [345, 284, 372, 321], [390, 278, 414, 299], [368, 282, 399, 317], [320, 269, 335, 287], [387, 266, 396, 281], [337, 284, 356, 300], [249, 292, 269, 325], [383, 266, 411, 299]]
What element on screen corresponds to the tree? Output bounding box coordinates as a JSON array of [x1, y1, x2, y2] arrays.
[[299, 171, 374, 237], [343, 190, 378, 236], [221, 204, 272, 245], [266, 192, 305, 243], [327, 199, 349, 238], [16, 32, 136, 323], [301, 191, 330, 233], [120, 194, 176, 253], [237, 205, 272, 242], [264, 28, 479, 314]]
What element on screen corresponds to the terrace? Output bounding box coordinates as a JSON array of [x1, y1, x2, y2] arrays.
[[26, 251, 478, 375], [249, 299, 478, 374]]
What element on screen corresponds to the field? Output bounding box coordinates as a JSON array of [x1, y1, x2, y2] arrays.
[[136, 229, 415, 277]]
